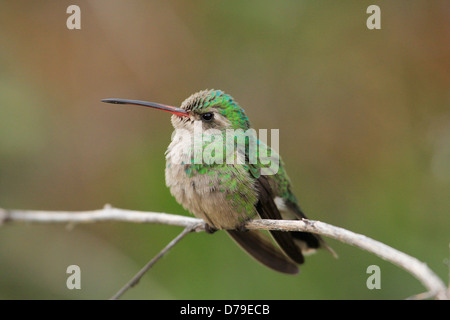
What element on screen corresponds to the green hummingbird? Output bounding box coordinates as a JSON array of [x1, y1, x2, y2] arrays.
[[102, 89, 335, 274]]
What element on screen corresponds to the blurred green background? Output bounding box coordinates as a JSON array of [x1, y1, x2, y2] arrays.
[[0, 1, 448, 299]]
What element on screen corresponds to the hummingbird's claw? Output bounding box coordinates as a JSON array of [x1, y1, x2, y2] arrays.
[[236, 224, 249, 232], [205, 224, 218, 234]]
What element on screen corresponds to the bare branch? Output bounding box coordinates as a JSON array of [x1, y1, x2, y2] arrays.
[[0, 205, 203, 229], [247, 219, 448, 300], [1, 205, 448, 300]]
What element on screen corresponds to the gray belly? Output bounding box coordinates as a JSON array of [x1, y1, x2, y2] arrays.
[[165, 163, 257, 230]]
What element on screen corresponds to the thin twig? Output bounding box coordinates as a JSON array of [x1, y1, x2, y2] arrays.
[[110, 223, 201, 300], [1, 205, 448, 299]]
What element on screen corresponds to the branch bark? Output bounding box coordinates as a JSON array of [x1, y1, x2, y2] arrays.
[[1, 205, 448, 300]]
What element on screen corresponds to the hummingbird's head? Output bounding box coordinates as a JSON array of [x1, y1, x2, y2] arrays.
[[174, 89, 250, 131], [102, 89, 250, 133]]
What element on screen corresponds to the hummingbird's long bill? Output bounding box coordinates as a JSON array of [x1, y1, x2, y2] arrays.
[[101, 98, 189, 117]]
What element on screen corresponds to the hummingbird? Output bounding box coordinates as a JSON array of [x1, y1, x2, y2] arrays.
[[102, 89, 335, 274]]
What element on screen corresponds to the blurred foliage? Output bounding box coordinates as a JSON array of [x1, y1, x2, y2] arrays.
[[0, 1, 448, 299]]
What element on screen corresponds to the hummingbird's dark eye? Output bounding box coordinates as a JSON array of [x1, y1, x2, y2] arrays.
[[201, 112, 214, 121]]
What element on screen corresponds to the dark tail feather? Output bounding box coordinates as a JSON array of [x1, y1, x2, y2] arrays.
[[255, 176, 305, 264], [227, 230, 299, 275], [267, 230, 305, 264], [286, 200, 338, 258]]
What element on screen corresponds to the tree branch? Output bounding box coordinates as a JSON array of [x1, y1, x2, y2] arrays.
[[1, 205, 448, 300]]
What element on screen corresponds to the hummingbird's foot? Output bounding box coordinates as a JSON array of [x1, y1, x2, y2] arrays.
[[205, 224, 218, 234], [236, 224, 249, 232]]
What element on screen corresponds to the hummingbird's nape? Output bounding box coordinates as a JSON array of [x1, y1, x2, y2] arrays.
[[101, 98, 189, 117], [103, 89, 335, 275]]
